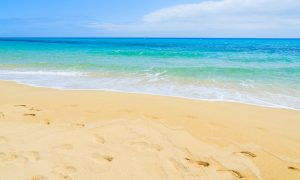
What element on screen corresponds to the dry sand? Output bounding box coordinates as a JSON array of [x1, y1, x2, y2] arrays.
[[0, 81, 300, 180]]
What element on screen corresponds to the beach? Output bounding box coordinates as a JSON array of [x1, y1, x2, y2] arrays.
[[1, 0, 300, 179], [0, 80, 300, 179]]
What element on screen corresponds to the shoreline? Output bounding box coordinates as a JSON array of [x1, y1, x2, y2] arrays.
[[1, 80, 300, 179], [2, 79, 299, 111]]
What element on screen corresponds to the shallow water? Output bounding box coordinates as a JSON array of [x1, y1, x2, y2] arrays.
[[0, 38, 300, 109]]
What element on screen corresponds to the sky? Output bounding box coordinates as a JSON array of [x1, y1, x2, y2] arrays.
[[0, 0, 300, 38]]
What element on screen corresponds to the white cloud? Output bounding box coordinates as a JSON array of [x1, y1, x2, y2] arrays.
[[88, 0, 300, 37], [143, 0, 300, 23]]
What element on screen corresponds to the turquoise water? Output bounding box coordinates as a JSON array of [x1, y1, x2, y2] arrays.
[[1, 38, 300, 109]]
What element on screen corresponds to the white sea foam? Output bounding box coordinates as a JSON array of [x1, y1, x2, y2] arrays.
[[0, 70, 86, 76], [0, 69, 299, 111]]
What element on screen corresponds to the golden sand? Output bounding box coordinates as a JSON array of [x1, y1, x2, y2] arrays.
[[0, 81, 300, 179]]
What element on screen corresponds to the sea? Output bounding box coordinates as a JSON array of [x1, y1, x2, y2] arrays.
[[0, 38, 300, 110]]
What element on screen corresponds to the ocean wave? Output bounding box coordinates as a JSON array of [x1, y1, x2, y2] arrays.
[[0, 69, 299, 110], [0, 70, 86, 76]]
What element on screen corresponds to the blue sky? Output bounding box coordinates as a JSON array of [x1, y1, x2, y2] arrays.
[[1, 0, 300, 37]]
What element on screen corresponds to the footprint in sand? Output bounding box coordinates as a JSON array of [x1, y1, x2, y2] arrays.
[[51, 172, 73, 180], [92, 153, 114, 163], [15, 104, 27, 107], [0, 152, 28, 163], [218, 169, 244, 179], [0, 152, 7, 161], [54, 144, 73, 150], [229, 170, 244, 178], [0, 152, 18, 161], [0, 136, 8, 143], [94, 134, 105, 144], [15, 104, 42, 112], [51, 165, 77, 180], [288, 166, 300, 171], [0, 112, 4, 118], [53, 165, 77, 173], [239, 151, 256, 158], [184, 115, 197, 119], [144, 114, 160, 120], [130, 141, 163, 152], [169, 158, 189, 172], [72, 123, 85, 128], [64, 166, 77, 173], [103, 155, 114, 162], [30, 175, 48, 180], [22, 151, 40, 161], [29, 107, 42, 111], [185, 157, 210, 167], [24, 113, 36, 117]]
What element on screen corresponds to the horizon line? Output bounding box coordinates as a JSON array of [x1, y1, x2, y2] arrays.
[[1, 37, 300, 39]]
